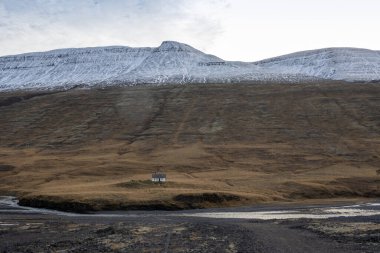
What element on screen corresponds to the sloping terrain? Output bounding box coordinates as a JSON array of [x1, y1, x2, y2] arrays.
[[1, 41, 380, 91], [0, 82, 379, 210], [0, 46, 154, 90], [255, 47, 380, 81]]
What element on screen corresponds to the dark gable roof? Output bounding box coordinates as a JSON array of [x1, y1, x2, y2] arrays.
[[152, 172, 166, 178]]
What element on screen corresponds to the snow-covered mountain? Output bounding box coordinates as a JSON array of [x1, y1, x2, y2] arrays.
[[0, 46, 154, 91], [255, 48, 380, 82], [1, 41, 379, 91]]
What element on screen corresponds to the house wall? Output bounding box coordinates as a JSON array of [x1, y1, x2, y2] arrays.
[[151, 177, 166, 182]]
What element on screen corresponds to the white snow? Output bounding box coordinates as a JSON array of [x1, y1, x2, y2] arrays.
[[1, 41, 379, 91], [255, 47, 380, 82]]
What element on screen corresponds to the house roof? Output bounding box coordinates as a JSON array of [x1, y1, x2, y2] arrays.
[[152, 172, 166, 178]]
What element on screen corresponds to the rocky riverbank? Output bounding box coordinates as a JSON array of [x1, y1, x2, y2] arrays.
[[1, 199, 379, 253]]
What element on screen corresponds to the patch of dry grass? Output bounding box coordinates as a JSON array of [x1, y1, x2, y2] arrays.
[[0, 83, 379, 209]]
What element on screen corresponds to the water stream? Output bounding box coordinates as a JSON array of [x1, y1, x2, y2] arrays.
[[1, 196, 379, 220]]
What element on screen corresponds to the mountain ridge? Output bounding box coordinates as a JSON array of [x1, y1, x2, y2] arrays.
[[1, 41, 379, 91]]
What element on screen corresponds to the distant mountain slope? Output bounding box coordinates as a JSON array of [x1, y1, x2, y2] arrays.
[[255, 48, 380, 82], [0, 46, 154, 90], [1, 41, 380, 91]]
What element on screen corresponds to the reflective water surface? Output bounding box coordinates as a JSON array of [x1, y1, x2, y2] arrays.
[[1, 196, 379, 220]]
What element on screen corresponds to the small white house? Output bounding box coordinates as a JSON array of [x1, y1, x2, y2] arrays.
[[151, 171, 166, 183]]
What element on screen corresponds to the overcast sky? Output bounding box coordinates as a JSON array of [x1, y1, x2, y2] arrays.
[[1, 0, 380, 61]]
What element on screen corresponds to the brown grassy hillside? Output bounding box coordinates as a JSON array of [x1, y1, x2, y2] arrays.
[[0, 82, 379, 210]]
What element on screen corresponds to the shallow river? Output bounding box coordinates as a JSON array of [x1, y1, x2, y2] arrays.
[[1, 196, 380, 220]]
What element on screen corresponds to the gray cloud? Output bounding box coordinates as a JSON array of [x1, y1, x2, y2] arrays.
[[0, 0, 227, 56]]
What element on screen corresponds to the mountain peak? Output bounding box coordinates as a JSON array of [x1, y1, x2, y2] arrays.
[[156, 41, 198, 53]]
